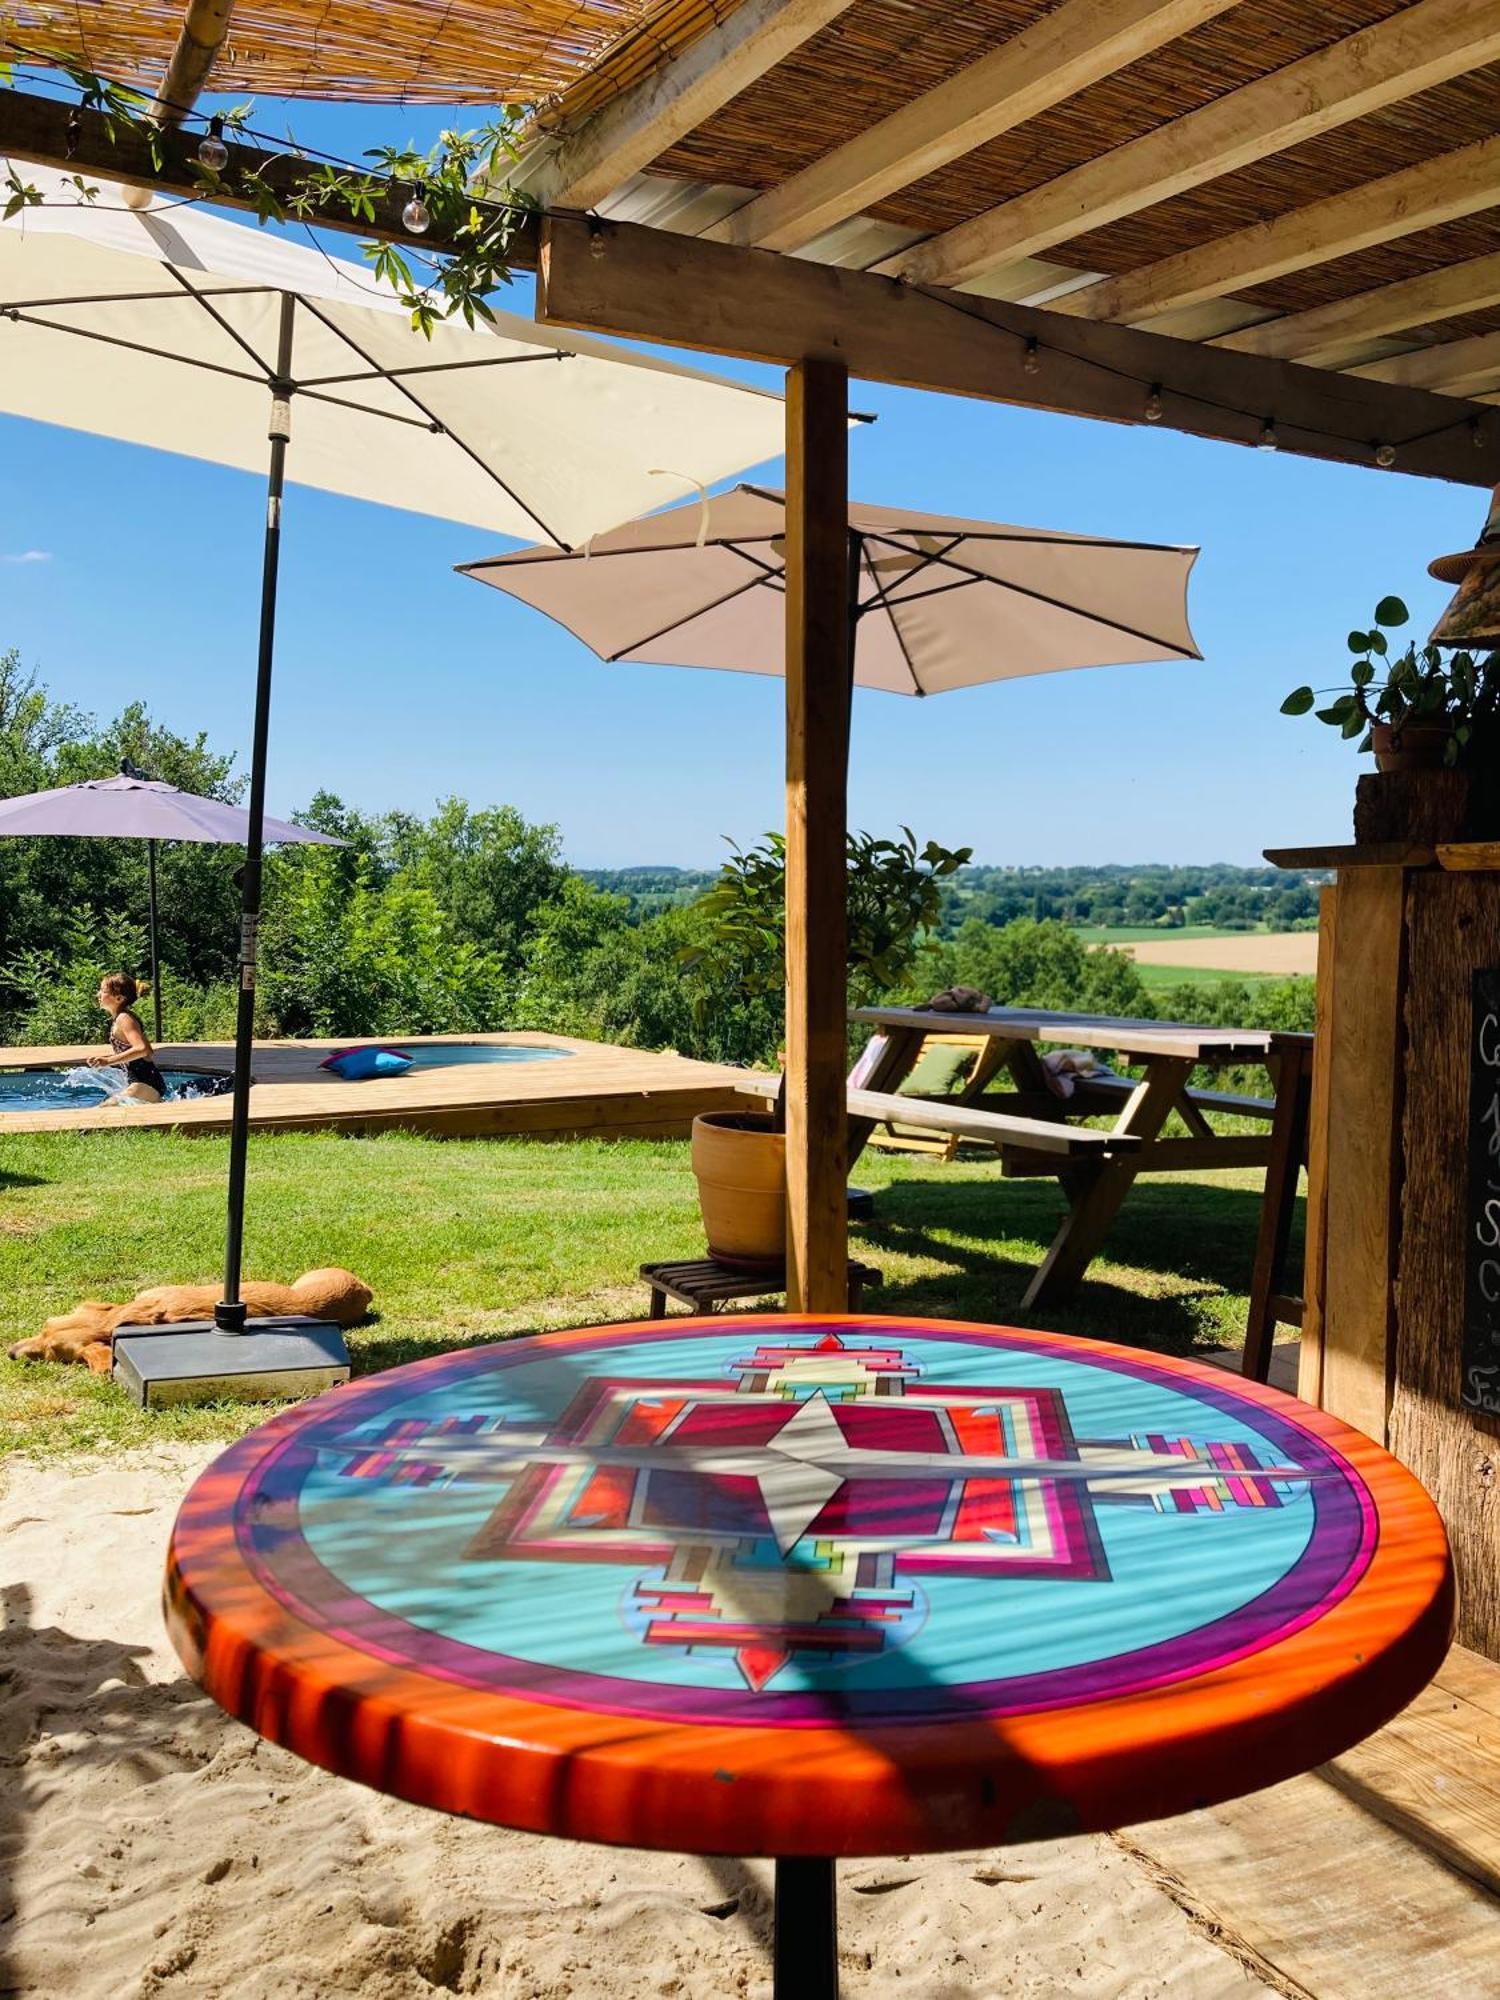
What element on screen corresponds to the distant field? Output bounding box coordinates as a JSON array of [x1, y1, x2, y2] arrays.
[[1130, 961, 1292, 992], [1074, 925, 1231, 943], [1122, 933, 1318, 976]]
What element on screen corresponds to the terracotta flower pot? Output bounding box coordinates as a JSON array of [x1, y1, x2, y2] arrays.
[[1371, 720, 1450, 773], [690, 1111, 786, 1270]]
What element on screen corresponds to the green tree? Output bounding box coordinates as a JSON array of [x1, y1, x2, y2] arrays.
[[386, 797, 569, 972], [918, 917, 1151, 1015], [689, 827, 972, 1016], [257, 850, 510, 1037]]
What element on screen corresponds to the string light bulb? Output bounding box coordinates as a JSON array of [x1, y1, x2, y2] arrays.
[[197, 116, 229, 174], [1022, 337, 1040, 376], [1375, 441, 1397, 469], [1473, 418, 1488, 450], [401, 187, 431, 235], [1143, 384, 1164, 423], [1258, 418, 1279, 451]]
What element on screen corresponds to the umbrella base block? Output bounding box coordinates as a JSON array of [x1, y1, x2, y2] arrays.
[[111, 1316, 350, 1409]]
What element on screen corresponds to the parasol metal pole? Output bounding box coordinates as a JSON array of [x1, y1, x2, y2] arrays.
[[783, 356, 850, 1314], [218, 293, 295, 1334], [147, 837, 163, 1041]]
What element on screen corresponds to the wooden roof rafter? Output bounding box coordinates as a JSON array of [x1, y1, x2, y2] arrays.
[[881, 0, 1500, 290], [696, 0, 1241, 254], [1054, 133, 1500, 326], [519, 0, 863, 209]]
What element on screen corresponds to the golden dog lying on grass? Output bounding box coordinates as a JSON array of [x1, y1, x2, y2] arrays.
[[9, 1268, 374, 1373]]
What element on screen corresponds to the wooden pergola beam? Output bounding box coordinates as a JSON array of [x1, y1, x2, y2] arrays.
[[1060, 133, 1500, 327], [1216, 248, 1500, 367], [884, 0, 1500, 290], [537, 213, 1500, 487], [522, 0, 858, 212], [0, 90, 540, 265], [703, 0, 1235, 256]]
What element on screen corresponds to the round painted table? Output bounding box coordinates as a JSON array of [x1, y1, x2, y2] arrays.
[[166, 1315, 1453, 1997]]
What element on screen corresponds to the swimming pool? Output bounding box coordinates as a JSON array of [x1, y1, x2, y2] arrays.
[[392, 1042, 572, 1070], [0, 1065, 235, 1115]]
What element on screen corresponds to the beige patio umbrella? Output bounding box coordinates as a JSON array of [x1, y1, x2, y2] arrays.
[[0, 165, 786, 1343], [460, 479, 1200, 1304], [458, 483, 1201, 691]]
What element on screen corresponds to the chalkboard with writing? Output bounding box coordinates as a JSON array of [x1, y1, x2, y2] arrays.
[[1464, 967, 1500, 1415]]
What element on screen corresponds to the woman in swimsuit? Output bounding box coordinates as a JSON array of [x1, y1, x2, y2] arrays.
[[89, 972, 167, 1104]]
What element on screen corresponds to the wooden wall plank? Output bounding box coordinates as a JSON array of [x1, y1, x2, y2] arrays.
[[1391, 869, 1500, 1659], [1297, 884, 1338, 1407], [1319, 866, 1406, 1443]]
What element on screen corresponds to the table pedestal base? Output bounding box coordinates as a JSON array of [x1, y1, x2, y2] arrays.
[[774, 1856, 838, 1998]]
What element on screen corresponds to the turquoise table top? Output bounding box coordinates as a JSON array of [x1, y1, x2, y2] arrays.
[[165, 1315, 1453, 1858]]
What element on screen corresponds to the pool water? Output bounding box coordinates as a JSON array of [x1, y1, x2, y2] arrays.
[[0, 1065, 234, 1115], [394, 1043, 571, 1070]]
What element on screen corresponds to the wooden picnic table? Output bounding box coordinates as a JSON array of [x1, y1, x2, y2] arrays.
[[850, 1006, 1314, 1319]]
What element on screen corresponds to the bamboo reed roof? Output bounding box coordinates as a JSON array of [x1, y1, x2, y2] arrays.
[[7, 0, 731, 104], [523, 0, 1500, 398]]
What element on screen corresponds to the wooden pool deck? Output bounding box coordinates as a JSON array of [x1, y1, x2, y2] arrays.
[[0, 1033, 753, 1140]]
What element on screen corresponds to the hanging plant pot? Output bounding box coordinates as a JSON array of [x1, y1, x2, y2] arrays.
[[1370, 721, 1450, 773], [691, 1112, 786, 1270]]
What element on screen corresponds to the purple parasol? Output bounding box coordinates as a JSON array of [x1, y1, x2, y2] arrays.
[[0, 769, 343, 1036], [0, 773, 345, 846]]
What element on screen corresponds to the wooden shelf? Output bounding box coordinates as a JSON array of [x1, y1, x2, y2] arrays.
[[1264, 842, 1436, 870], [1267, 841, 1500, 872]]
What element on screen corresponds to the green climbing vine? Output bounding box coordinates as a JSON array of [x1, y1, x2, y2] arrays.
[[0, 45, 536, 335]]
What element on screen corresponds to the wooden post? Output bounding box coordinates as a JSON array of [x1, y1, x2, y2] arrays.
[[783, 357, 850, 1313], [1319, 865, 1407, 1441]]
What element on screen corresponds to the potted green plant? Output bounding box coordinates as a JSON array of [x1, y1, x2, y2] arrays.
[[685, 827, 969, 1268], [1282, 596, 1487, 772]]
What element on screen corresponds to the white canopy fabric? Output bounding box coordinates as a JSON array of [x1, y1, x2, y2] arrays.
[[461, 484, 1201, 694], [0, 165, 786, 548]]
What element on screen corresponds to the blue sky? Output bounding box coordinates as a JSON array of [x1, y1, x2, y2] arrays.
[[0, 93, 1484, 869]]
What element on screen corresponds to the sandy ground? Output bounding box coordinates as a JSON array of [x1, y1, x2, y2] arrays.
[[0, 1448, 1280, 2000], [1116, 935, 1318, 977]]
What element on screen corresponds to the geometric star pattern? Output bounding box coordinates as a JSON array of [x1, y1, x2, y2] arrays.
[[330, 1333, 1311, 1693]]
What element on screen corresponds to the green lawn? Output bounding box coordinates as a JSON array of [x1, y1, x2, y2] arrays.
[[0, 1129, 1289, 1460]]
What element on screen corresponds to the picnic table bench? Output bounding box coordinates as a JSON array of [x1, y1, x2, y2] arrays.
[[736, 1074, 1142, 1161]]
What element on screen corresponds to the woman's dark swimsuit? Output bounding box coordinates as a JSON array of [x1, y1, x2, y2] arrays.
[[110, 1012, 168, 1096]]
